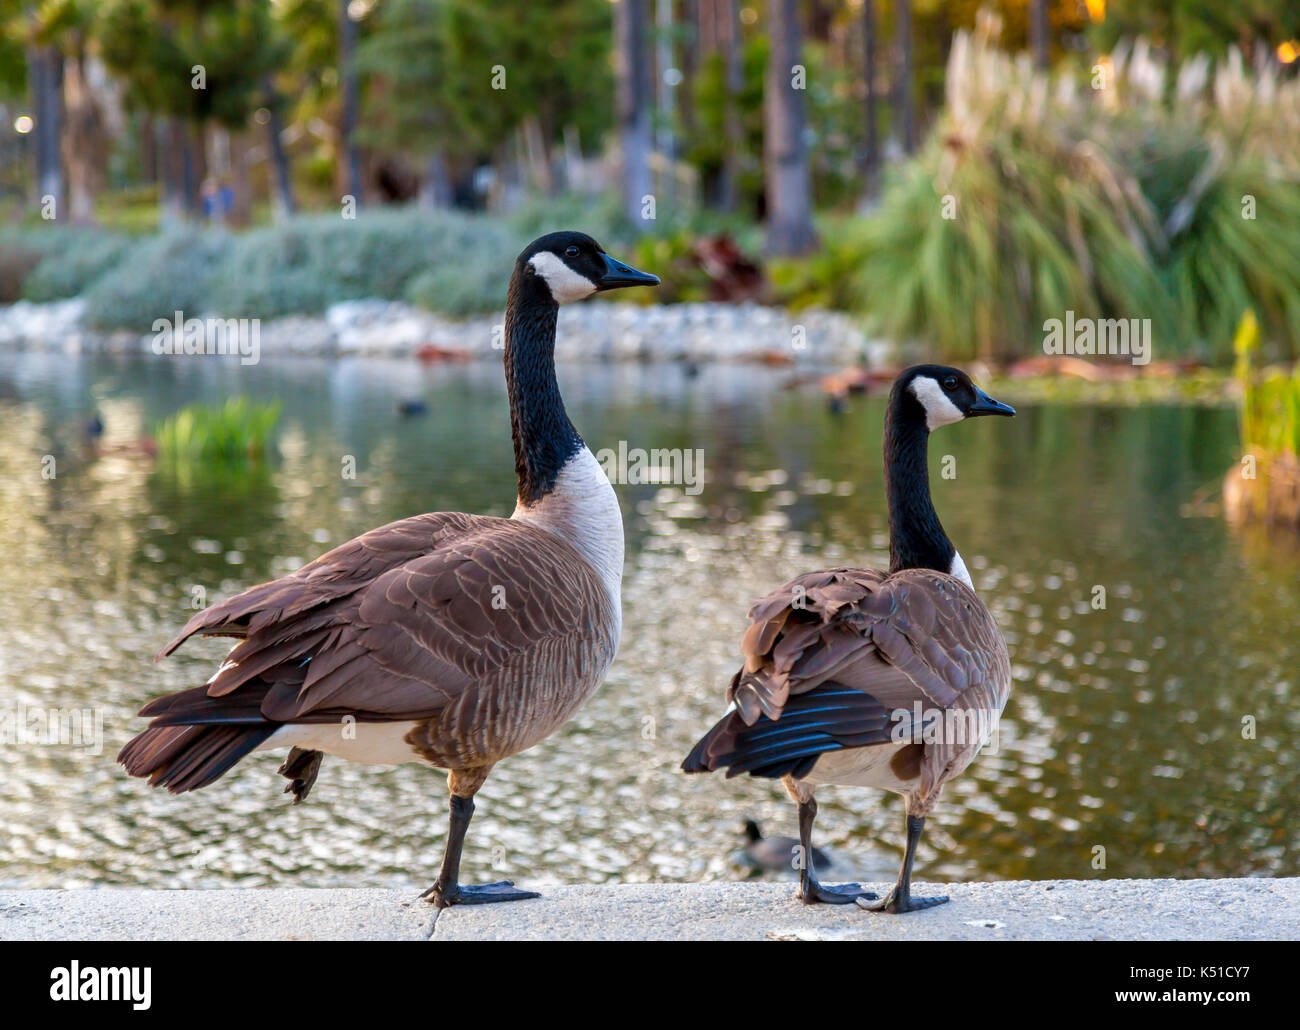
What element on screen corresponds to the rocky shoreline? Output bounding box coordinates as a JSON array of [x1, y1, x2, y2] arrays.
[[0, 298, 873, 364]]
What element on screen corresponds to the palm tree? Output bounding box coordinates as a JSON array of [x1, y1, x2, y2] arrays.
[[615, 0, 653, 229], [895, 0, 914, 154], [763, 0, 817, 255], [338, 0, 362, 204], [28, 45, 64, 212], [1030, 0, 1049, 69], [261, 76, 296, 219], [859, 0, 880, 193]]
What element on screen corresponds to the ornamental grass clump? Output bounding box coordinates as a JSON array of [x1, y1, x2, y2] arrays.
[[852, 14, 1300, 363]]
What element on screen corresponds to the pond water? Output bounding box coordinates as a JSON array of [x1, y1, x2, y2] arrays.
[[1, 350, 1295, 891]]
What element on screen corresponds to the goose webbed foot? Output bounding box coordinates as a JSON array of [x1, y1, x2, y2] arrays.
[[278, 747, 323, 804], [799, 879, 879, 905], [421, 788, 539, 908], [420, 879, 540, 908], [856, 889, 948, 914], [793, 796, 878, 905], [857, 812, 947, 915]]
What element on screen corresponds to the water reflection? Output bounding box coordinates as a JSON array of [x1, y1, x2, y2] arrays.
[[0, 350, 1294, 889]]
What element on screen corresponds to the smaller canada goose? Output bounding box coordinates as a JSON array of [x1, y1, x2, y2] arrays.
[[120, 231, 659, 907], [684, 365, 1015, 913], [740, 819, 829, 874]]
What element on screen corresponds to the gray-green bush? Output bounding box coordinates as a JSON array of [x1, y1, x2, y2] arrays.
[[204, 208, 523, 319], [21, 230, 136, 302], [82, 229, 233, 330]]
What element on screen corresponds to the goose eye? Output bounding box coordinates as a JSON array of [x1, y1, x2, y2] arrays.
[[942, 376, 958, 391], [564, 245, 580, 258]]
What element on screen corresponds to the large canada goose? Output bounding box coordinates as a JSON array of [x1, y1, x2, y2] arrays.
[[683, 365, 1014, 913], [119, 231, 659, 907]]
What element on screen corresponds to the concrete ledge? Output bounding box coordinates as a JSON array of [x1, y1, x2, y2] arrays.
[[3, 879, 1297, 941]]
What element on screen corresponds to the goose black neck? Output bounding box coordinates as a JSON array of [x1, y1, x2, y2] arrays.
[[883, 399, 956, 575], [504, 266, 583, 506]]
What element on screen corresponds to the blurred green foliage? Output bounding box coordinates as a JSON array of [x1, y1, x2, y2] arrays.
[[154, 396, 281, 465], [836, 29, 1300, 361], [1235, 310, 1300, 457]]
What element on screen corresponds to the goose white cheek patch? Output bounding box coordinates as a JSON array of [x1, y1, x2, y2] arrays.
[[910, 376, 965, 429], [529, 252, 597, 304]]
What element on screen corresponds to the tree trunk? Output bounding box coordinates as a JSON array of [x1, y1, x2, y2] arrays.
[[338, 0, 363, 205], [1030, 0, 1049, 69], [680, 0, 699, 139], [160, 118, 185, 226], [181, 122, 203, 217], [229, 131, 253, 227], [719, 0, 743, 213], [521, 115, 555, 195], [655, 0, 675, 163], [894, 0, 914, 154], [28, 46, 64, 216], [615, 0, 654, 230], [141, 113, 157, 187], [62, 52, 107, 224], [262, 77, 296, 220], [418, 153, 453, 209], [859, 0, 880, 192], [763, 0, 817, 255]]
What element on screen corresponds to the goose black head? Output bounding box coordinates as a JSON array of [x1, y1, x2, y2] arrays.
[[892, 364, 1016, 431], [517, 231, 660, 306]]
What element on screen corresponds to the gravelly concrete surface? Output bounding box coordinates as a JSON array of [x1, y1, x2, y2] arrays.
[[0, 888, 436, 941], [434, 879, 1300, 941], [3, 879, 1296, 941]]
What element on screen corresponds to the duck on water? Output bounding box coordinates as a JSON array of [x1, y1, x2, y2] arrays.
[[684, 366, 1016, 913], [119, 232, 659, 907]]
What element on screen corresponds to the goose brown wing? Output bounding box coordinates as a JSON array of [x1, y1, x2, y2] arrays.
[[684, 567, 1009, 779], [149, 512, 616, 731], [732, 566, 1008, 723], [159, 512, 488, 658]]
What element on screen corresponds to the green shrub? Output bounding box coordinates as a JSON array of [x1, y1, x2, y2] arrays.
[[846, 26, 1300, 362], [82, 229, 232, 330], [0, 227, 63, 302], [204, 207, 522, 318], [507, 191, 630, 249], [1235, 311, 1300, 457], [22, 230, 136, 302], [154, 397, 282, 465], [768, 215, 873, 311], [404, 247, 514, 316]]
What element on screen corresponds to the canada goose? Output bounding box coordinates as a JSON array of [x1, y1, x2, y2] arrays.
[[740, 819, 829, 875], [119, 231, 659, 907], [683, 365, 1014, 913]]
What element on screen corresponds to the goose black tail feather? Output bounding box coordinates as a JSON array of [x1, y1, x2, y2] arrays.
[[119, 721, 276, 793], [682, 684, 893, 781]]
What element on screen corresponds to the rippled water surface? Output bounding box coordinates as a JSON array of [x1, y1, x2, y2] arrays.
[[1, 350, 1296, 890]]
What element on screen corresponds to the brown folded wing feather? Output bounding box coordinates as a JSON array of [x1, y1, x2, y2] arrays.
[[730, 567, 1008, 724], [148, 511, 618, 767], [686, 566, 1010, 803]]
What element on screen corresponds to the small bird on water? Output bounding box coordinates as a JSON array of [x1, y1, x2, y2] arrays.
[[738, 819, 830, 875]]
